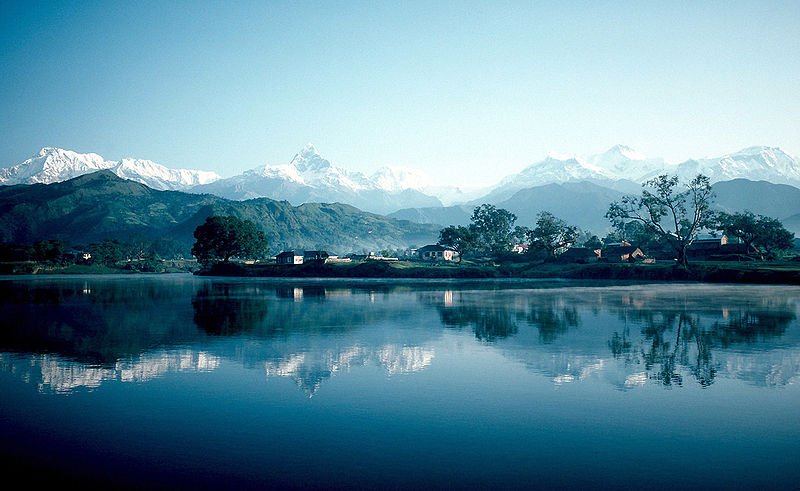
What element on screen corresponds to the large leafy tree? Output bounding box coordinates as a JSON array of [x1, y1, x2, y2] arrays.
[[527, 211, 579, 258], [468, 204, 517, 257], [192, 215, 267, 263], [437, 225, 475, 262], [33, 239, 66, 264], [605, 174, 714, 269], [89, 239, 125, 266], [716, 211, 795, 259]]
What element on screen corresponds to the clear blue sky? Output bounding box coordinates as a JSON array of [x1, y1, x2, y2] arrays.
[[1, 0, 798, 187]]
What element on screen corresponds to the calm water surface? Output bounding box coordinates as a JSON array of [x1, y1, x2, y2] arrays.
[[0, 274, 798, 490]]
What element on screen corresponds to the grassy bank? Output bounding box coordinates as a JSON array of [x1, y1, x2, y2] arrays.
[[197, 259, 800, 284], [0, 260, 200, 275]]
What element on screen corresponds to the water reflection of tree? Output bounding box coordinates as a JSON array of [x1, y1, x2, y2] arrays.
[[608, 300, 795, 388], [425, 292, 580, 343], [0, 279, 199, 364], [192, 284, 270, 335], [438, 305, 518, 342], [522, 301, 580, 344]]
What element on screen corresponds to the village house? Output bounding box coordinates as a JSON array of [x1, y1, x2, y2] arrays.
[[557, 247, 601, 263], [511, 243, 529, 254], [602, 244, 647, 263], [416, 244, 458, 261], [686, 234, 727, 259], [689, 234, 751, 259], [276, 251, 304, 265], [303, 250, 331, 263]]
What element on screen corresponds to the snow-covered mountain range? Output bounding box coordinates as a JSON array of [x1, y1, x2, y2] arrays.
[[190, 144, 443, 214], [0, 147, 220, 191], [479, 145, 800, 204], [3, 144, 800, 215]]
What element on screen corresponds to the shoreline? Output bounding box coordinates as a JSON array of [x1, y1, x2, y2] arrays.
[[4, 259, 799, 285], [195, 260, 800, 285]]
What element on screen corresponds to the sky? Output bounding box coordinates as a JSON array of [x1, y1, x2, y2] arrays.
[[1, 0, 798, 187]]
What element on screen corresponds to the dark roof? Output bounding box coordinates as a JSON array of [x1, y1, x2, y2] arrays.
[[559, 247, 598, 258], [604, 245, 642, 255], [694, 234, 725, 242], [276, 251, 302, 257]]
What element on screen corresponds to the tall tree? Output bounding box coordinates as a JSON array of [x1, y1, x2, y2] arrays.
[[527, 211, 579, 258], [192, 215, 267, 264], [33, 239, 66, 264], [89, 239, 124, 266], [468, 204, 517, 257], [606, 174, 714, 269], [437, 225, 475, 263], [716, 211, 795, 259]]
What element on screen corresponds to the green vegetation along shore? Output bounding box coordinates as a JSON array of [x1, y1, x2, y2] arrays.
[[196, 260, 800, 285]]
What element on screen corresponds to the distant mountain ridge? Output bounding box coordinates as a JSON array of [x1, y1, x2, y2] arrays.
[[481, 145, 800, 203], [3, 144, 800, 216], [190, 144, 443, 215], [0, 171, 439, 253], [0, 147, 220, 191], [391, 178, 800, 236]]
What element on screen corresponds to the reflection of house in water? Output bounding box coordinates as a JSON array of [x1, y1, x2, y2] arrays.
[[275, 285, 327, 301], [444, 290, 453, 307]]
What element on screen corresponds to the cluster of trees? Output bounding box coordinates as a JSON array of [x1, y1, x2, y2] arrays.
[[606, 174, 795, 266], [0, 236, 191, 271], [605, 174, 715, 268], [437, 204, 583, 261], [438, 173, 795, 266], [0, 215, 270, 269], [715, 211, 794, 260]]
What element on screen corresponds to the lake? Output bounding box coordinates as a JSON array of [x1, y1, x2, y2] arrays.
[[0, 274, 798, 490]]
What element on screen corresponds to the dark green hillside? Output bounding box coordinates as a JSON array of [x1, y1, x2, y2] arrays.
[[498, 181, 624, 232], [713, 179, 800, 233], [0, 171, 439, 253]]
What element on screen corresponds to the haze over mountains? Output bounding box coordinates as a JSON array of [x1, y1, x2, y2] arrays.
[[2, 143, 800, 239]]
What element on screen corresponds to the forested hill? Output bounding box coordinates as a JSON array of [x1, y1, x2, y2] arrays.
[[0, 171, 440, 253]]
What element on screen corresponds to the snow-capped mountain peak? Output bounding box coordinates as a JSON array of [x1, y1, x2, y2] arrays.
[[290, 143, 333, 173], [1, 147, 220, 190], [547, 150, 577, 161], [607, 144, 647, 161], [587, 144, 664, 180], [672, 145, 800, 186], [113, 158, 220, 188], [371, 165, 432, 192], [0, 147, 113, 185]]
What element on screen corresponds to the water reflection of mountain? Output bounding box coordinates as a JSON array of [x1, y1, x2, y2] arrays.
[[1, 279, 798, 394], [0, 349, 220, 394], [191, 283, 443, 396], [263, 344, 435, 397], [0, 279, 444, 394]]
